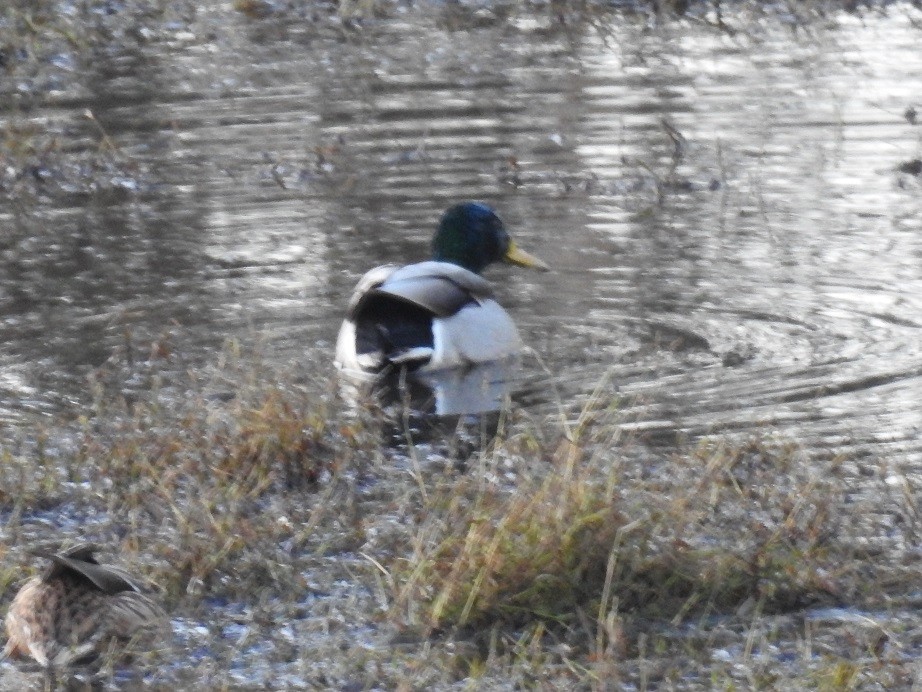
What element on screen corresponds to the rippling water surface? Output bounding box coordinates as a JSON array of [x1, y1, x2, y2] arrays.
[[4, 2, 921, 465]]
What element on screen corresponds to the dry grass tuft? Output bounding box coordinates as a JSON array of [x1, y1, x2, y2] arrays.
[[394, 442, 628, 631], [389, 395, 848, 648]]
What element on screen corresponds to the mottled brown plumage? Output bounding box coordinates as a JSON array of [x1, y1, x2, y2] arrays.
[[2, 544, 166, 668]]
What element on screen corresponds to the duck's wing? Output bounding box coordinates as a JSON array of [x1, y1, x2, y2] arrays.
[[107, 591, 168, 639], [37, 546, 142, 594], [370, 261, 494, 317], [345, 264, 399, 319], [339, 262, 498, 372]]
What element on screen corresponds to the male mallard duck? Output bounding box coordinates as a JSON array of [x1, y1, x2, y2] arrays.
[[2, 544, 166, 668], [335, 202, 548, 374]]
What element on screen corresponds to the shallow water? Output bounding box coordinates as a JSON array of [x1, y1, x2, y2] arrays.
[[2, 1, 922, 683], [3, 3, 922, 465]]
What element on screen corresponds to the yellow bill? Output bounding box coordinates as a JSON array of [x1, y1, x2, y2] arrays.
[[504, 241, 549, 271]]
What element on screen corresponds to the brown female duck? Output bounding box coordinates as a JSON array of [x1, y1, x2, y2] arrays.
[[2, 543, 166, 668]]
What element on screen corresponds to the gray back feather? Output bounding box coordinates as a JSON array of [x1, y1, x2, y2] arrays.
[[362, 261, 495, 318]]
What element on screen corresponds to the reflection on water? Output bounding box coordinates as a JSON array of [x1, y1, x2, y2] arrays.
[[1, 3, 922, 468], [410, 361, 517, 417], [336, 362, 515, 462]]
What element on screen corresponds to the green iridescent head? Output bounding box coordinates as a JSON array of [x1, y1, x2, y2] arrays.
[[432, 202, 548, 274]]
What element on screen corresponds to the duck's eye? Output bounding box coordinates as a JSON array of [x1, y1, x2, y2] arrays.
[[489, 215, 509, 244]]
